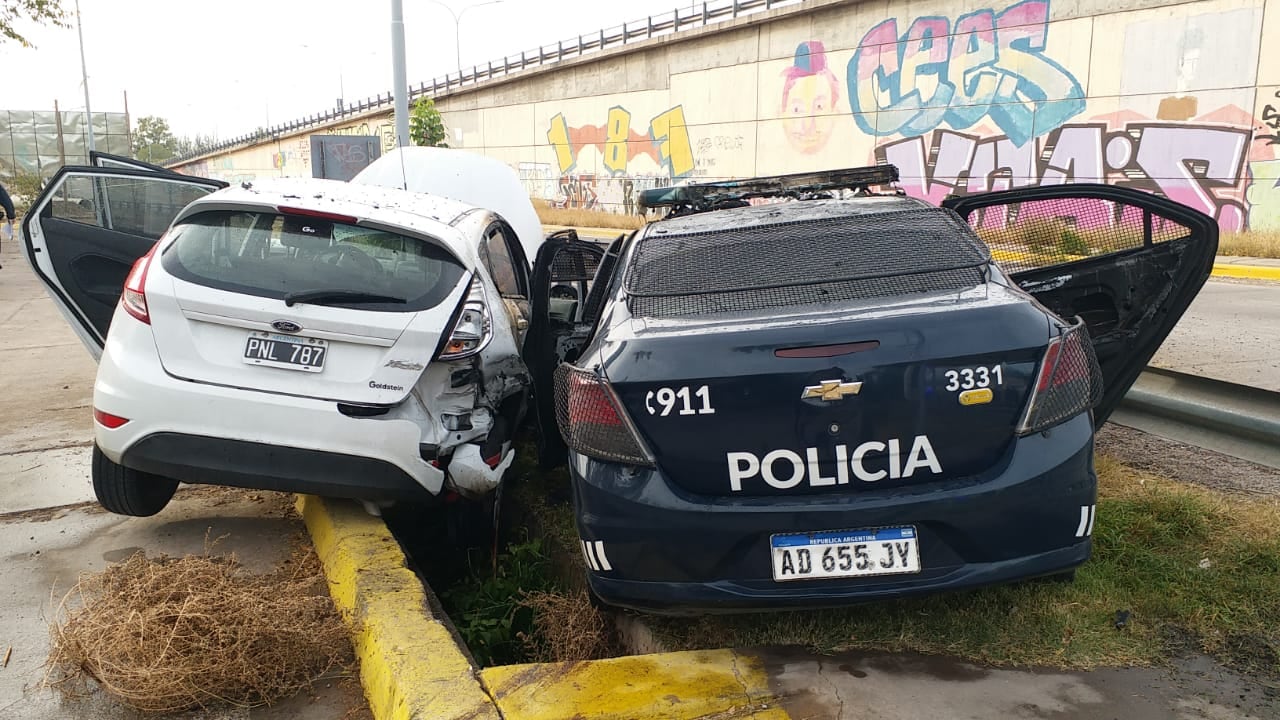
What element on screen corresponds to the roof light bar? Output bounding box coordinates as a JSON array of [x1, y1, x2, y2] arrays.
[[638, 164, 901, 214]]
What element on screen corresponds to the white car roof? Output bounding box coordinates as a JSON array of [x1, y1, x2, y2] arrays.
[[352, 147, 544, 265], [173, 177, 484, 267]]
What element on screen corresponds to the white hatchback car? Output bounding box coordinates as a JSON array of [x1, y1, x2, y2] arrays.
[[22, 150, 592, 517]]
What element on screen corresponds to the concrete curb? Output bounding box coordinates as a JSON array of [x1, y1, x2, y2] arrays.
[[300, 494, 791, 719], [1210, 261, 1280, 281], [479, 651, 787, 719], [297, 495, 501, 720]]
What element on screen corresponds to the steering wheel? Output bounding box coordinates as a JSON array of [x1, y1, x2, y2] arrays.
[[316, 244, 382, 274]]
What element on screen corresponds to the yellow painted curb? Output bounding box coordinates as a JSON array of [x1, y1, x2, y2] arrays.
[[297, 495, 501, 720], [480, 650, 789, 720], [1211, 262, 1280, 281]]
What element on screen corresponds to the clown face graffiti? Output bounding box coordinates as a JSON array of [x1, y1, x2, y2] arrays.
[[782, 41, 840, 155]]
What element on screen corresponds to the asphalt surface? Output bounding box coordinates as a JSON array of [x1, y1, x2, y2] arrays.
[[1152, 278, 1280, 391], [0, 244, 368, 719]]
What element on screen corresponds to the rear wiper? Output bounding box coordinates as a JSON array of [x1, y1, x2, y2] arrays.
[[284, 289, 407, 307]]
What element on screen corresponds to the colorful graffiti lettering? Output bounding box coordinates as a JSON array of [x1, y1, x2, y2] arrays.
[[849, 0, 1084, 147], [547, 106, 695, 178], [782, 41, 840, 154], [879, 118, 1252, 230]]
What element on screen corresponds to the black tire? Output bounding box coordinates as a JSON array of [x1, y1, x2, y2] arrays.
[[92, 446, 179, 517]]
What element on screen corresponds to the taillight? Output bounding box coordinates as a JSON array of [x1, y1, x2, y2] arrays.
[[437, 278, 492, 360], [121, 246, 158, 324], [554, 364, 654, 466], [94, 408, 129, 428], [1018, 321, 1103, 435]]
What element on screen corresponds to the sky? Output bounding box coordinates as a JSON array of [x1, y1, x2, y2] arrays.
[[1, 0, 702, 139]]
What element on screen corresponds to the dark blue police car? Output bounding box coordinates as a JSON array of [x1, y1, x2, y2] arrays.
[[524, 166, 1217, 614]]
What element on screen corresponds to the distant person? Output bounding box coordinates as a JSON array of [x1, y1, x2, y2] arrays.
[[0, 179, 14, 266]]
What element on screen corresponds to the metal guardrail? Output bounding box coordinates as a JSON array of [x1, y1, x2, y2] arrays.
[[168, 0, 805, 165], [1113, 367, 1280, 470]]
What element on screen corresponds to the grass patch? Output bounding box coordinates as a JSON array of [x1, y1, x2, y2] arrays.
[[633, 456, 1280, 675], [533, 200, 648, 231], [430, 439, 616, 666], [1219, 231, 1280, 259]]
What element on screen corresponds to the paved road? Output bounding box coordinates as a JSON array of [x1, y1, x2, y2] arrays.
[[1153, 279, 1280, 392]]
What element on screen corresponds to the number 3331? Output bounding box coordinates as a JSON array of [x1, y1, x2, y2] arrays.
[[943, 365, 1003, 392]]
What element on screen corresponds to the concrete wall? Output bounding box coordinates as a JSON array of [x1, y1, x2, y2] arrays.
[[171, 0, 1280, 232]]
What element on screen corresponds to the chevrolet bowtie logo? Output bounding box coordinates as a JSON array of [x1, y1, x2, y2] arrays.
[[801, 379, 863, 401]]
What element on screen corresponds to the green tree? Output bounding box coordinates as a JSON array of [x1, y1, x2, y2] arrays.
[[132, 115, 179, 163], [409, 97, 449, 148], [1, 0, 66, 47]]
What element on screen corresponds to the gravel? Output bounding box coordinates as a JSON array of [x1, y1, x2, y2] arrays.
[[1095, 423, 1280, 497]]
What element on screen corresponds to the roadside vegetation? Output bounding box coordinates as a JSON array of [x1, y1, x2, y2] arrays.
[[394, 440, 617, 666], [534, 200, 648, 231], [1219, 230, 1280, 259]]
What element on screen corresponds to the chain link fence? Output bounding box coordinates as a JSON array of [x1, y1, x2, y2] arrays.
[[0, 110, 132, 181]]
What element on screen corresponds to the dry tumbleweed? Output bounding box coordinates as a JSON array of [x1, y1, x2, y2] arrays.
[[48, 545, 351, 713]]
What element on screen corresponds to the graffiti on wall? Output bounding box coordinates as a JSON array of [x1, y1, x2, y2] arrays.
[[547, 106, 696, 178], [849, 0, 1085, 147], [332, 119, 398, 154], [878, 110, 1259, 231], [782, 41, 840, 154]]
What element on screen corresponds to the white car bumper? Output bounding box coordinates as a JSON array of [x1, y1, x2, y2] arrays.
[[93, 316, 447, 497]]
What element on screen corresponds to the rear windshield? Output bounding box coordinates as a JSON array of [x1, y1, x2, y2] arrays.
[[160, 210, 467, 312], [624, 205, 991, 317]]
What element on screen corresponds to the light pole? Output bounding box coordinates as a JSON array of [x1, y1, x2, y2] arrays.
[[74, 0, 94, 152], [391, 0, 410, 148], [424, 0, 504, 79]]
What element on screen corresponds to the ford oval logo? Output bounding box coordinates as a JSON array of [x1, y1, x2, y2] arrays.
[[271, 320, 302, 333]]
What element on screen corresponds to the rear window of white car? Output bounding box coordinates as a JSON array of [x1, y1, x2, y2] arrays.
[[160, 210, 467, 312]]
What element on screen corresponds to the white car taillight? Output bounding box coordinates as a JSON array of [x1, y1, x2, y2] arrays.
[[1018, 321, 1103, 435], [121, 246, 158, 324], [437, 278, 492, 361], [554, 364, 654, 467]]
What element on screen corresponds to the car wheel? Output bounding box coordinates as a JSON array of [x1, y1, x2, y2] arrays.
[[92, 446, 179, 517]]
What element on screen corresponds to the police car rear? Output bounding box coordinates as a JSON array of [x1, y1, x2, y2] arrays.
[[548, 205, 1097, 612]]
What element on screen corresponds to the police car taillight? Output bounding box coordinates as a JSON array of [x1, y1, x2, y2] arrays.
[[1018, 321, 1103, 435], [554, 364, 654, 467]]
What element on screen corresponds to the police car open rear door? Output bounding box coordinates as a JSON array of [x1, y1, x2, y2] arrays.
[[944, 184, 1218, 425], [524, 229, 613, 466]]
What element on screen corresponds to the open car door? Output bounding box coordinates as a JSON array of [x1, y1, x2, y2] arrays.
[[89, 150, 184, 175], [21, 166, 226, 360], [943, 184, 1218, 426], [523, 229, 614, 466]]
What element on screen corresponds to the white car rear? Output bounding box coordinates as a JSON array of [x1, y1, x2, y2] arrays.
[[22, 152, 541, 517]]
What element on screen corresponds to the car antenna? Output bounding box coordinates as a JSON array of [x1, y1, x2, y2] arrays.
[[398, 147, 409, 192]]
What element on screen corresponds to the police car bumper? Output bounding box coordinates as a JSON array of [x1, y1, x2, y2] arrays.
[[570, 414, 1098, 615]]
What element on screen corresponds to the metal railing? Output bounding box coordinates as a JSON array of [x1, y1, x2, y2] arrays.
[[167, 0, 805, 165]]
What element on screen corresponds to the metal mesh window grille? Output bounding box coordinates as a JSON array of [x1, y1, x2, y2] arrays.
[[1020, 321, 1104, 434], [966, 196, 1192, 273], [554, 364, 652, 466], [624, 207, 990, 317]]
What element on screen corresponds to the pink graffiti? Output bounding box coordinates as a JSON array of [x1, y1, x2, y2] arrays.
[[880, 121, 1252, 231]]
